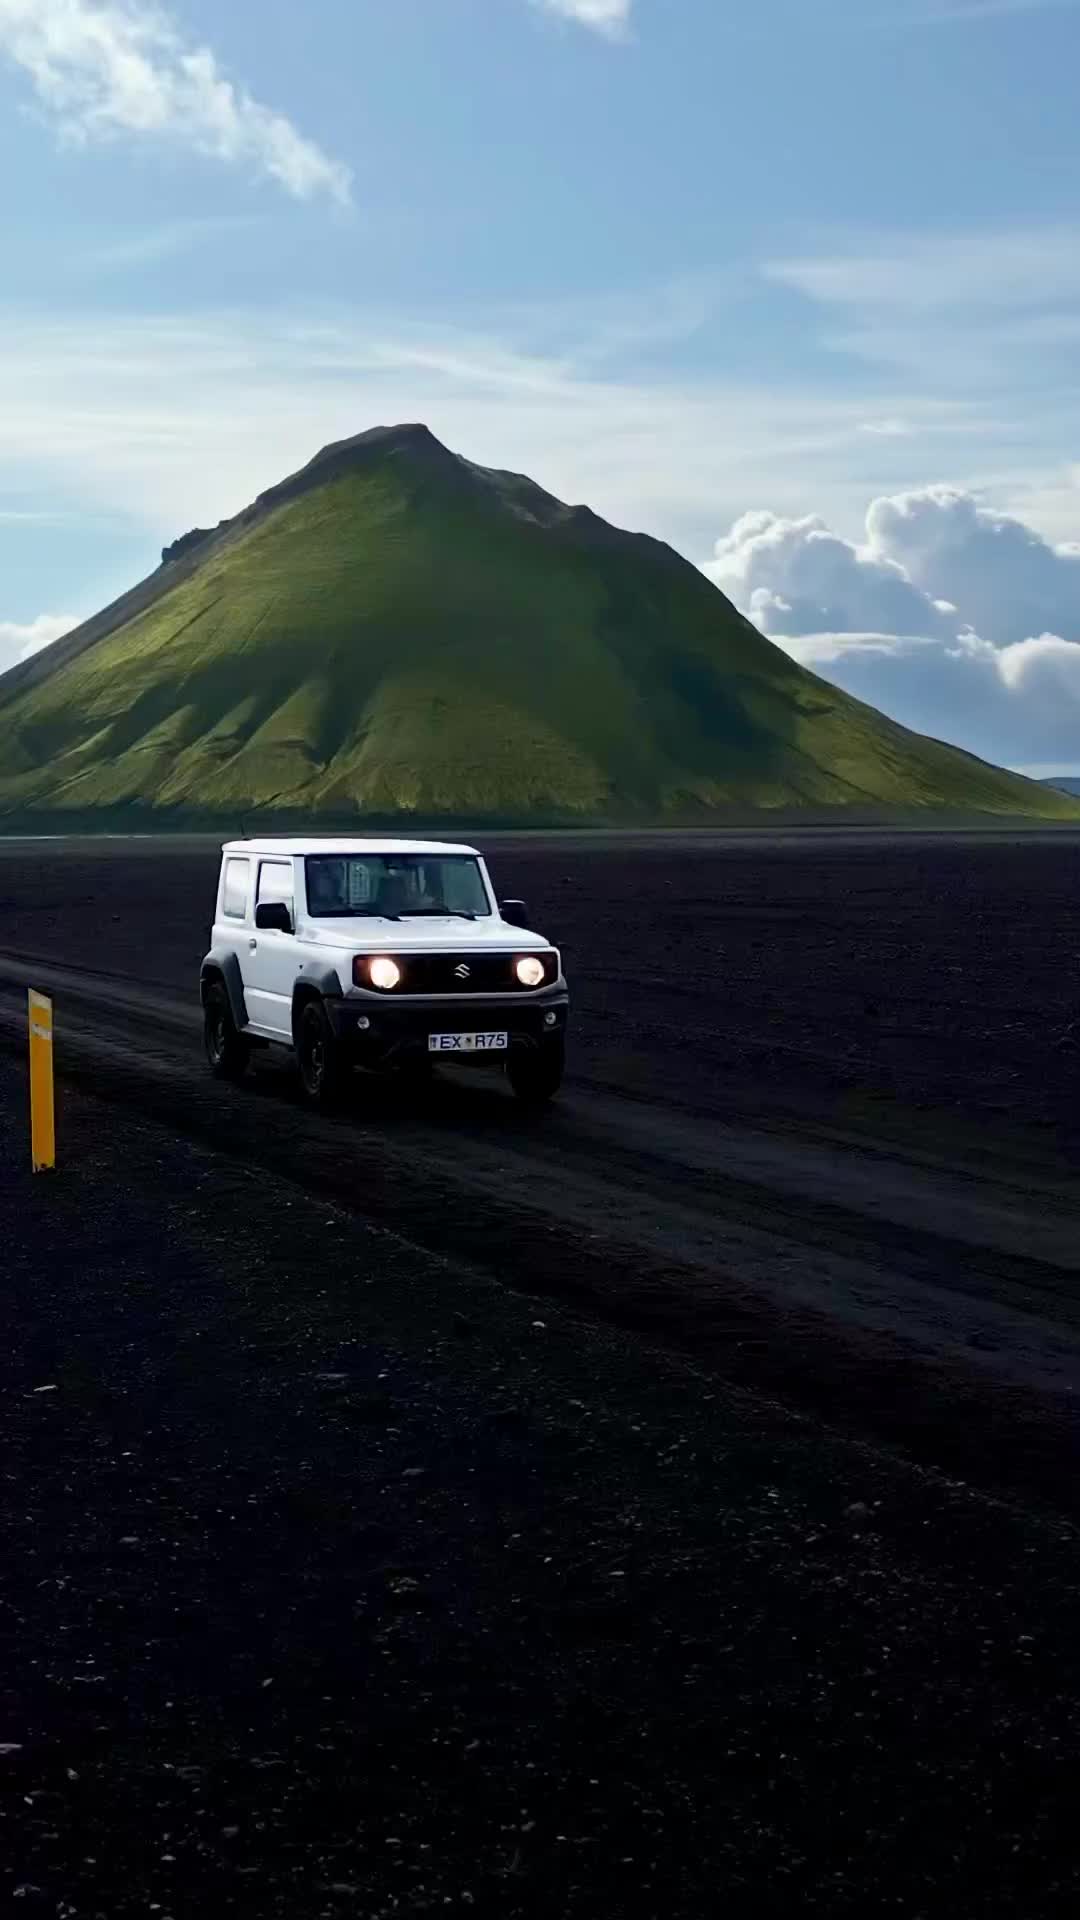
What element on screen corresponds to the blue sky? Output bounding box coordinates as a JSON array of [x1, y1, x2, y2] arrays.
[[2, 0, 1080, 771]]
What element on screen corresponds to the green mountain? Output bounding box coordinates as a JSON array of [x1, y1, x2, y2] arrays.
[[0, 424, 1075, 825]]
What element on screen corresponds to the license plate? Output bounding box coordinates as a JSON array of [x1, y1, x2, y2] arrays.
[[428, 1031, 508, 1054]]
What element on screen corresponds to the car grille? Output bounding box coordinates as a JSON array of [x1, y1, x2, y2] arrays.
[[364, 951, 559, 995]]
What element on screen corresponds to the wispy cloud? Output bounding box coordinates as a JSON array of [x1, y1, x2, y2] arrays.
[[0, 508, 71, 523], [79, 215, 264, 273], [0, 254, 1070, 584], [534, 0, 633, 39], [858, 418, 914, 438], [766, 225, 1080, 318], [0, 0, 351, 204], [0, 304, 984, 556], [761, 225, 1080, 507]]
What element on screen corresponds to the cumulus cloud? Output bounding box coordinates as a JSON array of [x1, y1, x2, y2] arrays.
[[866, 487, 1080, 645], [708, 486, 1080, 647], [706, 506, 959, 642], [535, 0, 632, 37], [993, 632, 1080, 694], [0, 612, 79, 675], [0, 0, 351, 203], [706, 486, 1080, 771]]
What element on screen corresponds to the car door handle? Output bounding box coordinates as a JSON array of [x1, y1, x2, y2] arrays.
[[249, 939, 257, 951]]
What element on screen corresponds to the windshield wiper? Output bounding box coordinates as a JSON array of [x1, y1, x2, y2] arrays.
[[397, 907, 478, 920]]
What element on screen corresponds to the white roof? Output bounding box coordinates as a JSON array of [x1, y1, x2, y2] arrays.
[[221, 837, 480, 858]]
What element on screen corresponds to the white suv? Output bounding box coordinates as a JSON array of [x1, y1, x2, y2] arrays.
[[200, 838, 569, 1105]]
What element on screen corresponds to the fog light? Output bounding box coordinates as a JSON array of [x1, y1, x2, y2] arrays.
[[544, 1012, 558, 1028], [357, 1016, 371, 1032], [516, 955, 546, 988]]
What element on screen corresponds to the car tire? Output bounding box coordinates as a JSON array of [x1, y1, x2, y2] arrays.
[[507, 1036, 564, 1105], [297, 998, 348, 1108], [204, 982, 250, 1082]]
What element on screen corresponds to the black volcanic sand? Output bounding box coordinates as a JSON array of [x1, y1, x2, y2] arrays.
[[2, 830, 1080, 1142], [3, 831, 1080, 1914], [3, 1055, 1080, 1918]]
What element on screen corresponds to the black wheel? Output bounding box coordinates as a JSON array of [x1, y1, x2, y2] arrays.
[[204, 982, 250, 1082], [507, 1036, 564, 1106], [297, 999, 349, 1108]]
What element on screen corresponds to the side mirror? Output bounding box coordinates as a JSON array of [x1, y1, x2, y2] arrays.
[[255, 900, 294, 934], [500, 898, 531, 929]]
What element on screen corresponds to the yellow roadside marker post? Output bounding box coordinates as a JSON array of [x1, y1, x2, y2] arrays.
[[28, 989, 56, 1173]]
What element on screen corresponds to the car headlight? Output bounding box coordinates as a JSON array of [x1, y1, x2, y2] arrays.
[[515, 955, 546, 988], [369, 956, 402, 991]]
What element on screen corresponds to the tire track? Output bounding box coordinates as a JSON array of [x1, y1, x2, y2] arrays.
[[0, 950, 1078, 1515]]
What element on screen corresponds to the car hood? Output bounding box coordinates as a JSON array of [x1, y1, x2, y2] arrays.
[[297, 917, 551, 953]]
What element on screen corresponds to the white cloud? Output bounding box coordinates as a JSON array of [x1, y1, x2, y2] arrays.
[[0, 284, 1069, 646], [749, 222, 1080, 548], [766, 226, 1080, 320], [80, 215, 263, 272], [534, 0, 632, 37], [0, 611, 79, 674], [707, 485, 1080, 649], [705, 505, 959, 641], [0, 304, 957, 557], [706, 488, 1080, 769], [858, 418, 914, 438], [761, 226, 1080, 469], [775, 631, 941, 667], [992, 632, 1080, 695], [866, 487, 1080, 645], [0, 0, 351, 203], [781, 621, 1080, 769], [838, 627, 1080, 769]]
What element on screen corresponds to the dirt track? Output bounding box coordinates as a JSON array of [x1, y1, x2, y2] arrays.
[[3, 832, 1080, 1914]]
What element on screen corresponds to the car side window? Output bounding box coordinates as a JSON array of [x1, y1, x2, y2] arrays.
[[258, 861, 294, 910], [222, 857, 250, 920]]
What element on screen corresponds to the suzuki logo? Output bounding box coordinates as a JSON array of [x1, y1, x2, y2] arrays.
[[454, 963, 471, 981]]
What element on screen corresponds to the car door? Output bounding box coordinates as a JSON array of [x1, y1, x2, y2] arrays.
[[246, 858, 299, 1039], [216, 853, 254, 995]]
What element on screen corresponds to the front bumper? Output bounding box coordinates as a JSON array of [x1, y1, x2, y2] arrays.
[[326, 991, 569, 1067]]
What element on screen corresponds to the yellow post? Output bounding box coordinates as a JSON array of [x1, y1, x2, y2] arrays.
[[28, 989, 56, 1173]]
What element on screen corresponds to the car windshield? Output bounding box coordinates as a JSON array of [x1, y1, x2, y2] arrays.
[[304, 853, 491, 919]]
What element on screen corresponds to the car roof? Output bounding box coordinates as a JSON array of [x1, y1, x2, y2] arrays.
[[221, 837, 481, 858]]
